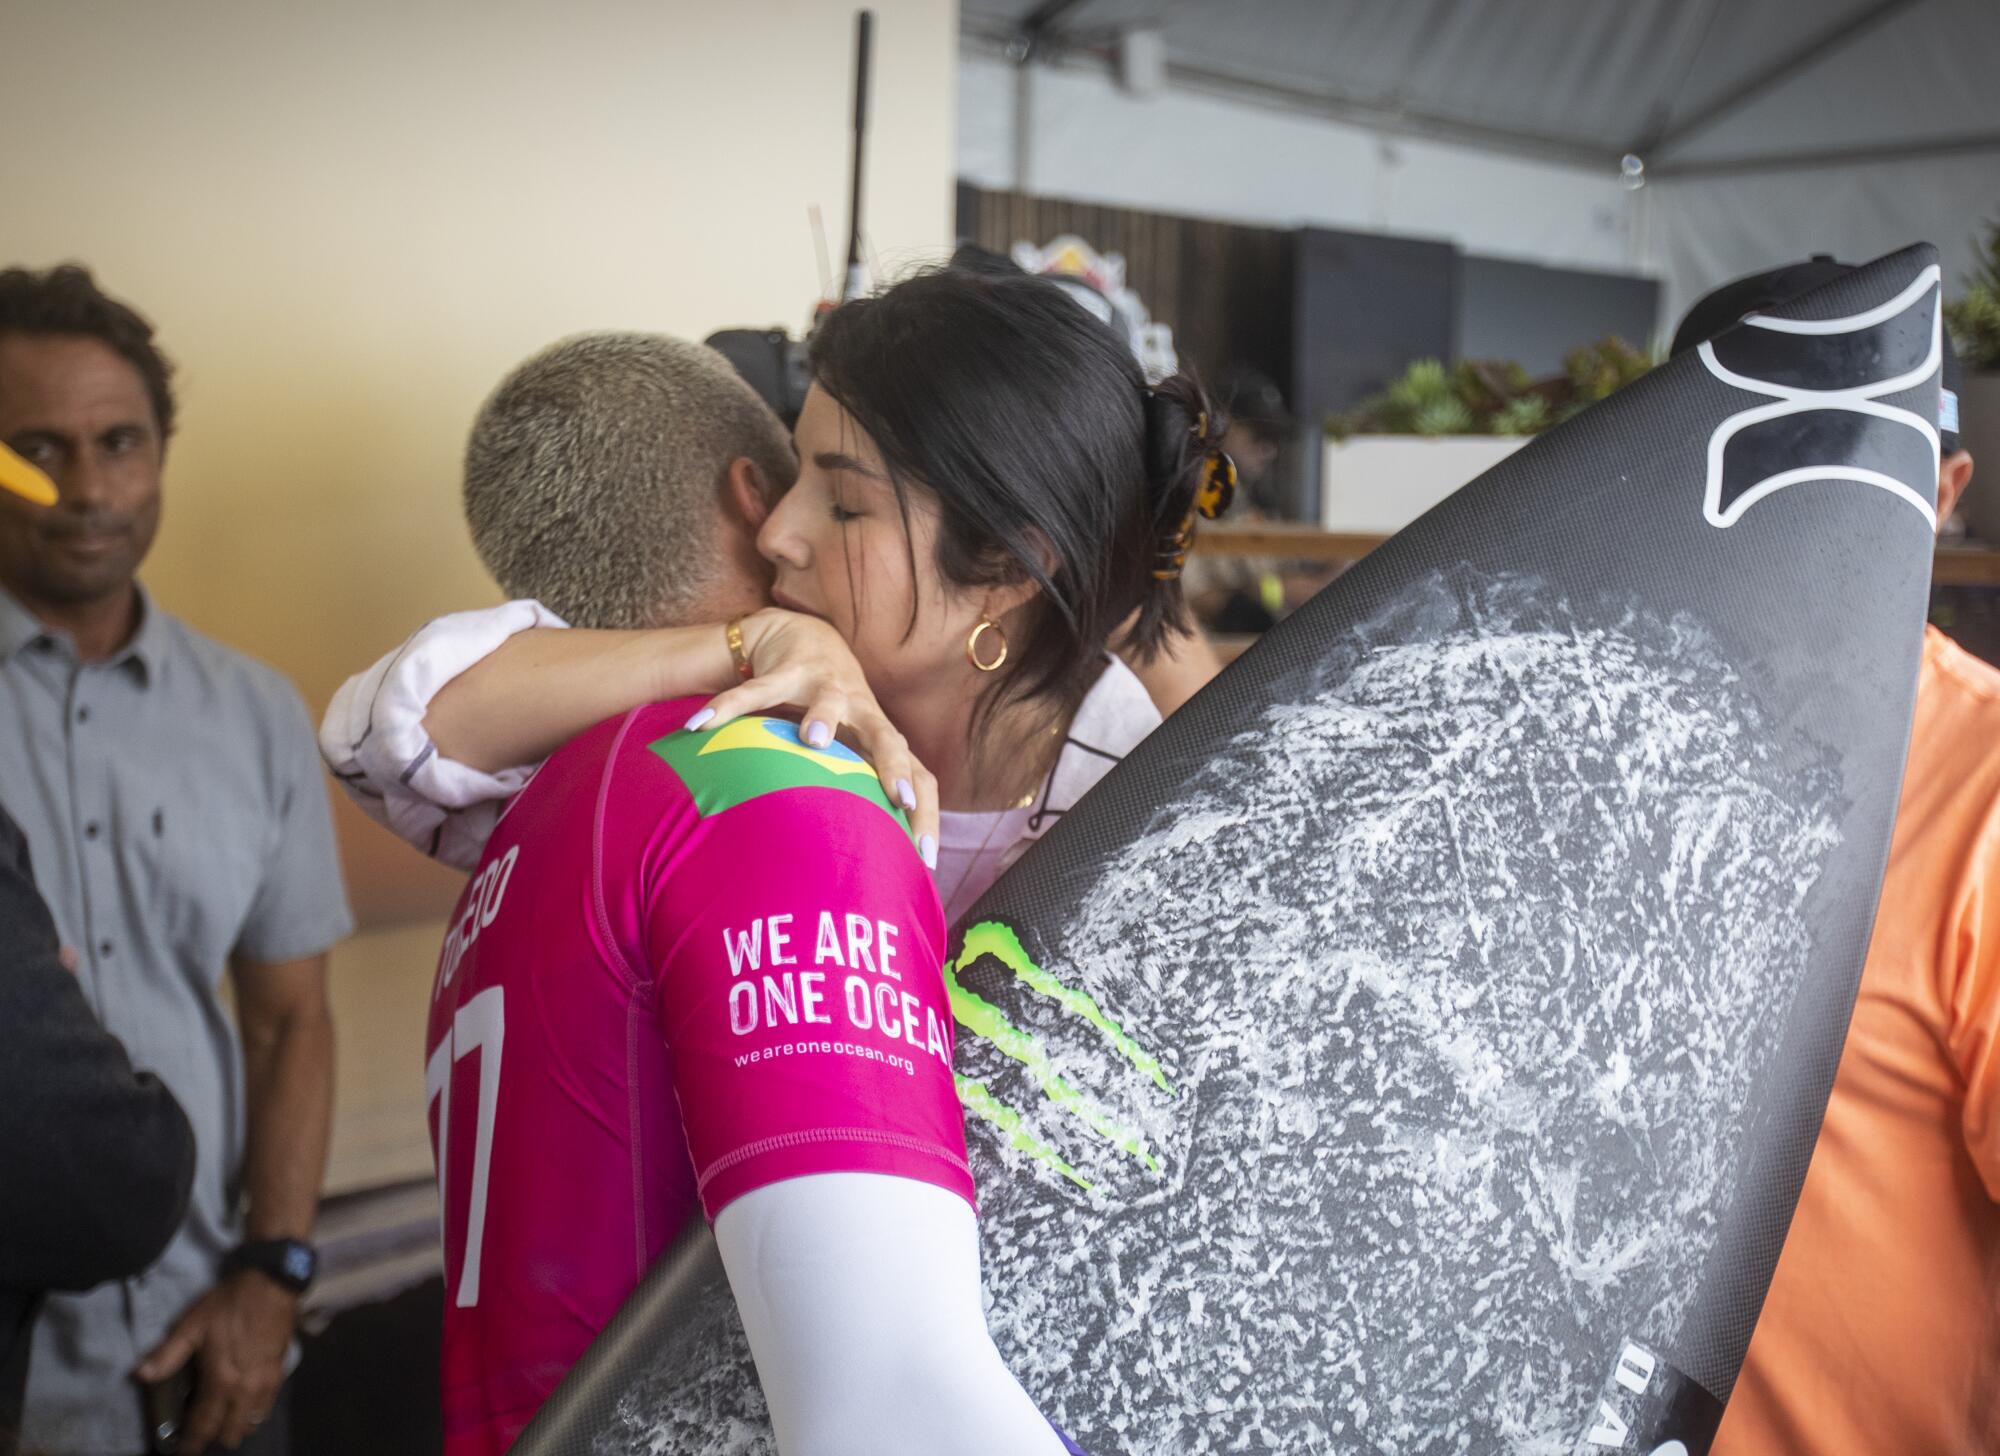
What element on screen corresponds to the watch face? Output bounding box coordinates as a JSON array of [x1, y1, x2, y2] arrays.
[[280, 1243, 316, 1284]]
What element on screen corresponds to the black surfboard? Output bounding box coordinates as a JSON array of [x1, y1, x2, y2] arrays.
[[515, 244, 1943, 1455]]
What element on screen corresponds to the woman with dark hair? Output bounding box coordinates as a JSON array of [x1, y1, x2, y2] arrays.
[[706, 266, 1221, 914]]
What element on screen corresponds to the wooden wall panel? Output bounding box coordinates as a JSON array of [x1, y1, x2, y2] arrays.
[[958, 185, 1295, 400]]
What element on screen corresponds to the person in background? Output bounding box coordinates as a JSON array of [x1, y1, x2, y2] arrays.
[[1181, 367, 1336, 638], [0, 801, 199, 1456], [0, 266, 353, 1456], [1674, 260, 1999, 1456], [1217, 366, 1291, 504], [0, 442, 196, 1456]]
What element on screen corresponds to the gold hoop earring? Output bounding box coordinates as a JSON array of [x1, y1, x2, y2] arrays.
[[966, 618, 1008, 672]]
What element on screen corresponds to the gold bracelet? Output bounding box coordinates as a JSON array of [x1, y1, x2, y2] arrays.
[[724, 617, 754, 681]]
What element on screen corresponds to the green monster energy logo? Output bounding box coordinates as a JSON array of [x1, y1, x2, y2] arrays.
[[945, 920, 1176, 1190]]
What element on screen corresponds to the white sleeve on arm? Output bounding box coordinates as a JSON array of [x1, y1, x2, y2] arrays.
[[715, 1173, 1071, 1456], [316, 600, 568, 871]]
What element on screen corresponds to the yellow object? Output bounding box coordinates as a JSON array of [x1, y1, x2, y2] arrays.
[[1259, 571, 1285, 619], [724, 616, 753, 680], [966, 618, 1008, 672], [1195, 450, 1238, 521], [0, 442, 57, 506]]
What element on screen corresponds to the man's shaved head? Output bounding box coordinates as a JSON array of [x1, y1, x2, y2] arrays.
[[463, 332, 795, 628]]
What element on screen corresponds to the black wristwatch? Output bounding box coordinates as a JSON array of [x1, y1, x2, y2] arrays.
[[224, 1238, 318, 1295]]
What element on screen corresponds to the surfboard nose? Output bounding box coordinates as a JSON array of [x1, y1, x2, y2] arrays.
[[1697, 254, 1943, 530]]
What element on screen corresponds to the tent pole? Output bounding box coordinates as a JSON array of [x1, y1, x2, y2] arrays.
[[1652, 130, 2000, 178]]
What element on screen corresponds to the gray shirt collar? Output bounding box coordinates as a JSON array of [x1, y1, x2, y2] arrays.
[[0, 582, 166, 686]]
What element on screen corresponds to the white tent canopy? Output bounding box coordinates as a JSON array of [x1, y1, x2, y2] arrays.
[[957, 0, 2000, 332]]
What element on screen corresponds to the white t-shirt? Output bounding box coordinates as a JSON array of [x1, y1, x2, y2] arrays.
[[932, 655, 1161, 923]]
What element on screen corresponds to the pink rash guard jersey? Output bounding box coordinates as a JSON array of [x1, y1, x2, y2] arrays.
[[422, 700, 971, 1455]]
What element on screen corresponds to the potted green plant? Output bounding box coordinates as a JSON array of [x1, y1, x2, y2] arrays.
[[1321, 340, 1651, 532], [1947, 221, 2000, 542]]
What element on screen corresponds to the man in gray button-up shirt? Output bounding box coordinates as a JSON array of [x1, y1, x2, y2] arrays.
[[0, 265, 353, 1455]]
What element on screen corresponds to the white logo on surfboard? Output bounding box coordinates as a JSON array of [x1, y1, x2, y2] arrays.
[[1697, 264, 1941, 530], [1583, 1341, 1699, 1452]]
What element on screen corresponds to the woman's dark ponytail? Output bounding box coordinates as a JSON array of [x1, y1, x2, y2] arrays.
[[1124, 372, 1227, 662]]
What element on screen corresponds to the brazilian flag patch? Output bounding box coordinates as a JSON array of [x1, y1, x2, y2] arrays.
[[647, 716, 906, 828]]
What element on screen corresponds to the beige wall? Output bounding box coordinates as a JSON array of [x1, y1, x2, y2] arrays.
[[2, 0, 959, 1190]]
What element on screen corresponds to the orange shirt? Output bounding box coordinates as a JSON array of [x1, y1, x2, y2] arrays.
[[1717, 627, 2000, 1455]]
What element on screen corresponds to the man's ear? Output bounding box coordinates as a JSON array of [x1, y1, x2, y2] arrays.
[[724, 457, 774, 531], [1938, 449, 1975, 536]]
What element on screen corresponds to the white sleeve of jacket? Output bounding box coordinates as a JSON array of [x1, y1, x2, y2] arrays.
[[715, 1174, 1069, 1456], [317, 600, 568, 872]]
